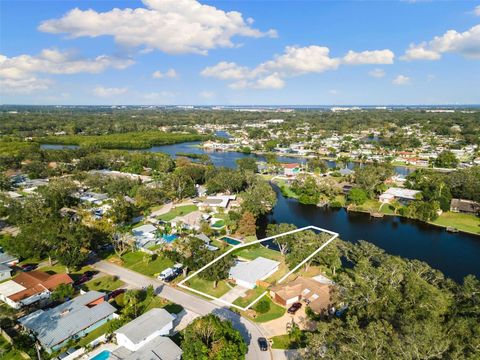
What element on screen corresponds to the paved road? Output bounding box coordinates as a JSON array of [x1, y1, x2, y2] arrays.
[[93, 260, 272, 360]]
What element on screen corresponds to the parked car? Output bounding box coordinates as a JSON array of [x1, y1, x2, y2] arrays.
[[107, 288, 126, 300], [258, 337, 268, 351], [158, 267, 179, 282], [74, 272, 94, 286], [287, 302, 302, 314], [20, 264, 37, 272]]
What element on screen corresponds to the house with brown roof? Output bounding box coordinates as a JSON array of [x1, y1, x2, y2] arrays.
[[0, 270, 73, 309], [270, 276, 333, 314], [450, 198, 480, 215]]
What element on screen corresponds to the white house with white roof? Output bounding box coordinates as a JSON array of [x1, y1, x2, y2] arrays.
[[379, 187, 421, 204], [229, 257, 280, 289]]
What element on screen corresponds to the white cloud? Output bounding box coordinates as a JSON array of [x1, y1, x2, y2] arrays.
[[369, 68, 386, 78], [475, 5, 480, 16], [202, 45, 393, 89], [401, 24, 480, 60], [93, 86, 128, 97], [392, 75, 411, 85], [199, 90, 215, 98], [0, 49, 133, 94], [152, 68, 177, 79], [329, 89, 339, 95], [342, 49, 394, 64], [38, 0, 277, 55]]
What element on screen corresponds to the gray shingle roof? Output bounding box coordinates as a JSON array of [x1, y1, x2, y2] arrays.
[[229, 257, 280, 285], [19, 291, 116, 349], [0, 251, 18, 265], [115, 308, 175, 344]]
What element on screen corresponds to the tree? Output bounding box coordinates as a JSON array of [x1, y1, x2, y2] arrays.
[[237, 211, 256, 237], [266, 223, 297, 255], [51, 283, 74, 302], [254, 298, 271, 314], [109, 197, 137, 225], [354, 163, 393, 197], [291, 174, 321, 205], [240, 180, 277, 217], [113, 232, 135, 257], [182, 314, 247, 360], [347, 188, 368, 205], [435, 150, 458, 168], [200, 254, 235, 288], [236, 157, 258, 173], [307, 158, 328, 174]]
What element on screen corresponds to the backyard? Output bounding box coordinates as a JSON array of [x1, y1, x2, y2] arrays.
[[157, 205, 198, 221], [430, 211, 480, 235], [83, 275, 124, 292], [233, 244, 283, 262], [0, 336, 26, 360]]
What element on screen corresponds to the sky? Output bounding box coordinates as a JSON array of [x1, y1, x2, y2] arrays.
[[0, 0, 479, 105]]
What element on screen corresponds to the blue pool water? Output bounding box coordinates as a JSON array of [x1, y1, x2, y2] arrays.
[[221, 236, 242, 246], [90, 350, 110, 360], [162, 234, 178, 243]]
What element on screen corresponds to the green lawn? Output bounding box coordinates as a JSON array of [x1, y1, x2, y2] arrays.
[[38, 264, 95, 281], [77, 322, 110, 347], [0, 336, 27, 360], [212, 219, 225, 228], [84, 275, 124, 292], [233, 244, 283, 262], [274, 179, 298, 199], [248, 296, 285, 323], [233, 286, 267, 308], [118, 251, 174, 277], [431, 212, 480, 235], [271, 333, 307, 349], [186, 276, 232, 298], [158, 205, 198, 221]]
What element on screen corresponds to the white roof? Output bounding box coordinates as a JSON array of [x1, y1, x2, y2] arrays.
[[202, 195, 236, 208], [0, 280, 25, 298], [383, 187, 420, 200], [229, 257, 280, 285], [132, 224, 157, 235]]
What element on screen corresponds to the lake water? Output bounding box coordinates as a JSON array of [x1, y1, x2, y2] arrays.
[[258, 185, 480, 282]]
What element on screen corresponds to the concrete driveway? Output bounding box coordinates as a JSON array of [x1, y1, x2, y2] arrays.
[[93, 260, 271, 360], [259, 306, 316, 337], [218, 285, 249, 304]]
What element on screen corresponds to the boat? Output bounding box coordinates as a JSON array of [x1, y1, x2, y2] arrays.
[[446, 227, 459, 233]]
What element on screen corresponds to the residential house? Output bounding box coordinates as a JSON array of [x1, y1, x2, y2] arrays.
[[0, 248, 18, 266], [450, 199, 480, 215], [115, 308, 175, 351], [110, 336, 182, 360], [0, 270, 73, 309], [270, 276, 332, 314], [77, 191, 109, 205], [199, 195, 236, 211], [132, 224, 158, 249], [229, 257, 280, 289], [19, 291, 116, 353], [379, 187, 421, 204], [282, 163, 301, 177]]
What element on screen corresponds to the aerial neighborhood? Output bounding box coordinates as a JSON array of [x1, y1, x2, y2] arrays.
[[0, 106, 479, 360]]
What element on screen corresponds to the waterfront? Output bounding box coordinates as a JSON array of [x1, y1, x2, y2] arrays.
[[258, 185, 480, 282]]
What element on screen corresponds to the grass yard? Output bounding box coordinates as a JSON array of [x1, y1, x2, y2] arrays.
[[247, 296, 285, 323], [274, 179, 298, 199], [233, 286, 267, 308], [112, 251, 174, 277], [38, 263, 95, 282], [84, 275, 124, 292], [158, 205, 198, 221], [233, 244, 283, 262], [0, 336, 26, 360], [431, 211, 480, 235], [263, 261, 290, 285], [186, 276, 232, 298], [270, 333, 307, 349], [77, 322, 110, 347]]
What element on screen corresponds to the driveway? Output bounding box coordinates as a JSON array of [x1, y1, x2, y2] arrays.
[[259, 306, 316, 338], [93, 260, 271, 360], [218, 285, 249, 304]]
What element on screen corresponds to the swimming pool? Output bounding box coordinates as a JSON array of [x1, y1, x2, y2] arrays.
[[90, 350, 111, 360], [162, 234, 178, 243], [221, 236, 242, 246]]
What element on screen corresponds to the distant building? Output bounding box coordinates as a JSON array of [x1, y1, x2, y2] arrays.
[[199, 195, 236, 211], [229, 257, 280, 289], [379, 187, 421, 204], [0, 270, 73, 309], [19, 291, 116, 353], [0, 248, 18, 267], [282, 163, 301, 177], [450, 199, 480, 215], [0, 264, 12, 282]]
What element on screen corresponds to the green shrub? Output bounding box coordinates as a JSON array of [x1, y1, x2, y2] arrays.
[[255, 299, 271, 314]]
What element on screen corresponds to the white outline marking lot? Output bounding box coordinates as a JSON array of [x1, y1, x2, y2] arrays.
[[178, 225, 339, 311]]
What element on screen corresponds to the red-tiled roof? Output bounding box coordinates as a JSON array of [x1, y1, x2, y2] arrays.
[[9, 271, 73, 303]]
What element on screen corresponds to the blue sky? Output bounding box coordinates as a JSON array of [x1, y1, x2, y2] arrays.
[[1, 0, 479, 105]]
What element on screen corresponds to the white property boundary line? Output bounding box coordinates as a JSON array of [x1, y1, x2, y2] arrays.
[[178, 225, 339, 312]]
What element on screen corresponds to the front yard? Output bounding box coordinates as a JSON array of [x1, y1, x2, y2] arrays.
[[233, 286, 267, 308], [185, 276, 232, 298], [157, 205, 198, 221], [109, 251, 173, 277], [83, 275, 124, 292], [247, 296, 286, 323]]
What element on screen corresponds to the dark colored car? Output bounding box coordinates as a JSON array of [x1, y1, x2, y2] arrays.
[[74, 272, 94, 286], [258, 337, 268, 351], [107, 288, 126, 300], [20, 264, 37, 272], [287, 302, 302, 314]]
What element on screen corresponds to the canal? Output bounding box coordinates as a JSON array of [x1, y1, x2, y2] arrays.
[[258, 185, 480, 282]]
